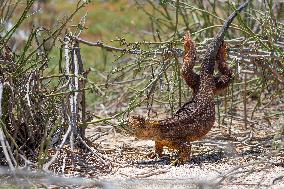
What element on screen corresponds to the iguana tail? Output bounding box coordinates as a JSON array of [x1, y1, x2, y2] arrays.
[[203, 0, 251, 74]]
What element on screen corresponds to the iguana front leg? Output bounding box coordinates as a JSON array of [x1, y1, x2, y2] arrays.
[[181, 32, 200, 96], [182, 35, 233, 95], [214, 42, 234, 94]]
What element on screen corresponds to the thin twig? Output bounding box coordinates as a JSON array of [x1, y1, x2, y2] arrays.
[[0, 82, 15, 171]]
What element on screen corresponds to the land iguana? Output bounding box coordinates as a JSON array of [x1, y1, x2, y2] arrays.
[[129, 0, 251, 163]]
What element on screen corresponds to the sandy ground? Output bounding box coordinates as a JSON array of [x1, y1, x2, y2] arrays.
[[101, 164, 283, 189], [0, 127, 282, 189], [1, 105, 283, 189], [87, 124, 284, 189], [83, 99, 284, 189]]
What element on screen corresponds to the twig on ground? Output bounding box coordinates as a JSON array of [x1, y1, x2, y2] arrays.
[[0, 82, 15, 171], [43, 125, 71, 171]]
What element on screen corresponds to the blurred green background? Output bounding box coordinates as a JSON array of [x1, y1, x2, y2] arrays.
[[51, 0, 149, 66], [33, 0, 152, 106]]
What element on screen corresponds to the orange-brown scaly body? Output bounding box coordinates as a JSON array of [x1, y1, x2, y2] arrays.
[[129, 34, 231, 163], [129, 0, 250, 163]]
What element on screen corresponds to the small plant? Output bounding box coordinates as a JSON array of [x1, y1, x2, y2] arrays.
[[0, 0, 110, 173]]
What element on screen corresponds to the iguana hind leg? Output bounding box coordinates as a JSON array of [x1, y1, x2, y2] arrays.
[[155, 140, 164, 157], [153, 138, 192, 164], [155, 139, 191, 163], [167, 140, 191, 164]]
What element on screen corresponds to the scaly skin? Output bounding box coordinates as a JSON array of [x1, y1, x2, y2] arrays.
[[129, 0, 251, 163]]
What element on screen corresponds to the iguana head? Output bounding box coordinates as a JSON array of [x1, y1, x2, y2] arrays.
[[128, 115, 160, 139]]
